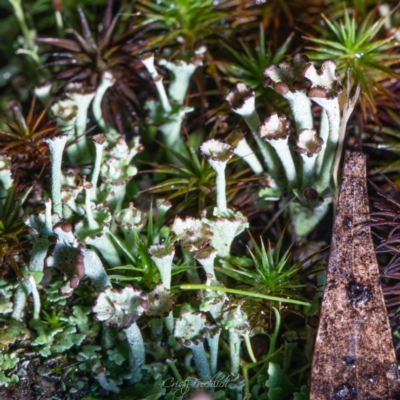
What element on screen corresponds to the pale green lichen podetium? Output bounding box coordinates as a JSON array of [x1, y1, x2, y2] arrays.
[[92, 71, 119, 140], [174, 309, 211, 381], [226, 82, 281, 184], [258, 112, 297, 189], [45, 135, 68, 217], [92, 285, 146, 384], [140, 51, 203, 148], [200, 139, 234, 214], [302, 60, 342, 192]]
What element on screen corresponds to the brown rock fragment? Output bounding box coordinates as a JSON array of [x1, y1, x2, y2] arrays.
[[310, 151, 400, 399]]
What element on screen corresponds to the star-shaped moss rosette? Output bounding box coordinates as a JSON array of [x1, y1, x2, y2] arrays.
[[202, 209, 248, 259], [172, 217, 212, 252], [148, 243, 175, 290], [294, 128, 324, 190], [200, 139, 234, 214], [258, 112, 297, 188], [45, 222, 84, 296], [173, 309, 211, 381], [198, 273, 228, 322], [92, 285, 146, 383]]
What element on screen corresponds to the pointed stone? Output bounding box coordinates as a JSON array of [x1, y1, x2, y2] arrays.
[[310, 151, 400, 399]]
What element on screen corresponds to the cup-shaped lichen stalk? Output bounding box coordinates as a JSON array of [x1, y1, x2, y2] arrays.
[[201, 209, 249, 259], [172, 217, 212, 253], [82, 181, 98, 232], [12, 199, 54, 320], [294, 128, 324, 190], [148, 243, 175, 333], [65, 83, 96, 138], [51, 99, 78, 137], [206, 322, 222, 376], [92, 285, 146, 383], [65, 83, 96, 161], [198, 273, 228, 322], [90, 134, 107, 201], [258, 112, 297, 189], [45, 134, 68, 217], [159, 50, 204, 105], [92, 364, 120, 394], [92, 71, 118, 137], [174, 309, 211, 381], [229, 130, 263, 175], [200, 139, 234, 214], [74, 185, 121, 267], [34, 82, 52, 107], [143, 283, 176, 341], [199, 274, 228, 375], [155, 198, 172, 241], [222, 301, 256, 373], [140, 52, 172, 114], [194, 247, 217, 277], [226, 82, 277, 175], [0, 156, 12, 194], [100, 135, 142, 218], [45, 221, 85, 296], [115, 203, 147, 249], [148, 243, 175, 291], [27, 274, 40, 320], [172, 216, 212, 284], [263, 54, 313, 131], [302, 60, 342, 190], [61, 169, 83, 216], [79, 246, 111, 292]]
